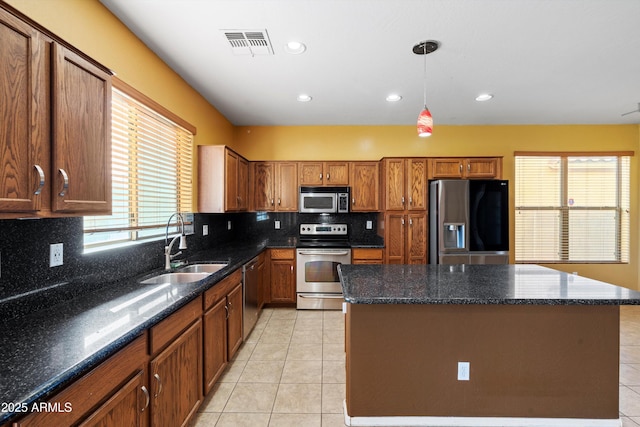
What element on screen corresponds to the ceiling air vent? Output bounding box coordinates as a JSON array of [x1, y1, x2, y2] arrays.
[[222, 29, 273, 56]]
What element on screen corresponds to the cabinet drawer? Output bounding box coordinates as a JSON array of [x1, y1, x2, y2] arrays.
[[150, 296, 202, 355], [270, 248, 295, 260], [352, 248, 383, 261], [16, 333, 147, 427], [203, 269, 242, 310]]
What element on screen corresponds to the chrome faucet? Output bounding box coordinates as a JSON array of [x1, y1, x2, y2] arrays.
[[165, 213, 187, 270]]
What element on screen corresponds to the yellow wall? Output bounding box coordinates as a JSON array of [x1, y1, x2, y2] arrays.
[[6, 0, 640, 290]]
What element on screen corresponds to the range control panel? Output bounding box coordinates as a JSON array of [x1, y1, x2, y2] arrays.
[[299, 223, 348, 236]]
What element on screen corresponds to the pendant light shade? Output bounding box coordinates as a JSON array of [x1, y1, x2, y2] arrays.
[[417, 107, 433, 137], [414, 40, 439, 138]]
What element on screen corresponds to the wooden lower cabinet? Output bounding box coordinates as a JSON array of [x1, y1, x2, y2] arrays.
[[150, 319, 202, 427], [78, 370, 147, 427], [268, 249, 296, 304], [352, 248, 383, 265], [202, 269, 244, 394], [384, 212, 427, 264]]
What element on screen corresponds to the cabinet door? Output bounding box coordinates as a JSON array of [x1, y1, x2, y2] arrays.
[[299, 162, 324, 186], [237, 156, 249, 210], [253, 162, 275, 211], [225, 149, 239, 211], [51, 44, 111, 213], [325, 162, 349, 185], [407, 213, 427, 264], [270, 260, 295, 303], [384, 213, 405, 264], [150, 319, 202, 427], [276, 162, 298, 211], [465, 158, 500, 178], [203, 298, 227, 394], [430, 158, 464, 179], [383, 158, 405, 211], [78, 370, 147, 427], [0, 10, 48, 214], [407, 159, 428, 210], [227, 283, 243, 359], [350, 162, 379, 211]]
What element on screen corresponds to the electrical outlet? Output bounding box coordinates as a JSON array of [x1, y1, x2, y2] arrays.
[[366, 220, 373, 230], [457, 362, 470, 381], [203, 225, 209, 236], [50, 243, 63, 267], [227, 220, 232, 230], [275, 220, 281, 229]]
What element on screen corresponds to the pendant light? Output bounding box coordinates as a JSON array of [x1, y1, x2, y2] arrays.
[[414, 40, 439, 137]]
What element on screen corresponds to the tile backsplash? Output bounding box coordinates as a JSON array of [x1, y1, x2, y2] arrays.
[[0, 212, 379, 311]]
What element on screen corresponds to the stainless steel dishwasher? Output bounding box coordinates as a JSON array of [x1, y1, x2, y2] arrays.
[[242, 256, 259, 340]]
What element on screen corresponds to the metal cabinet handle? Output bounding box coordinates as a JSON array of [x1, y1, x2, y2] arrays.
[[271, 199, 274, 206], [401, 218, 405, 225], [409, 197, 413, 205], [326, 173, 330, 181], [153, 373, 162, 398], [409, 218, 413, 225], [459, 164, 463, 173], [352, 198, 355, 205], [141, 385, 150, 411], [401, 196, 405, 205], [33, 164, 45, 195], [58, 168, 69, 197], [224, 304, 229, 319], [278, 198, 281, 205], [467, 163, 471, 171], [319, 173, 323, 181]]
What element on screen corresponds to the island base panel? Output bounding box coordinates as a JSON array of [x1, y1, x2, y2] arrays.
[[345, 303, 619, 419]]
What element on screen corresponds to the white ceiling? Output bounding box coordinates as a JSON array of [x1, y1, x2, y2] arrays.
[[100, 0, 640, 127]]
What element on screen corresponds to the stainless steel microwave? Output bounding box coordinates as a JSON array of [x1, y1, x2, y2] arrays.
[[299, 186, 350, 213]]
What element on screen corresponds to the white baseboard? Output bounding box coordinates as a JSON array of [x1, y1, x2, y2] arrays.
[[343, 401, 621, 427]]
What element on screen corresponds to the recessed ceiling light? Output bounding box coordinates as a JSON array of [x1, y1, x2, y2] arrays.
[[475, 93, 493, 101], [285, 41, 306, 54], [297, 94, 312, 102], [386, 94, 402, 102]]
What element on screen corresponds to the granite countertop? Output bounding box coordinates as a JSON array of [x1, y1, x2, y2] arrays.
[[339, 264, 640, 305], [0, 239, 279, 425]]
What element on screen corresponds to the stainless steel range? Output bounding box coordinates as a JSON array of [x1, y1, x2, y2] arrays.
[[296, 223, 351, 310]]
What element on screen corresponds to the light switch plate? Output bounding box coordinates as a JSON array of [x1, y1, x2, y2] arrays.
[[275, 220, 281, 229], [50, 243, 63, 267], [457, 362, 470, 381], [227, 221, 232, 230], [366, 220, 373, 229], [203, 225, 209, 236]]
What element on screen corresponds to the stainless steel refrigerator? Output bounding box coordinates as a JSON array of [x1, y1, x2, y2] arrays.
[[429, 179, 509, 264]]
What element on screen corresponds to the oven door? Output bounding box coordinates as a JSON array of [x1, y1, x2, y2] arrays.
[[296, 248, 351, 293]]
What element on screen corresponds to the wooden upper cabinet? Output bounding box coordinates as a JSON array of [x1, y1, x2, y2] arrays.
[[0, 9, 48, 214], [276, 162, 298, 211], [299, 162, 349, 186], [52, 44, 112, 213], [349, 162, 379, 211], [429, 157, 502, 179], [251, 161, 298, 211], [199, 146, 249, 213], [382, 158, 427, 211]]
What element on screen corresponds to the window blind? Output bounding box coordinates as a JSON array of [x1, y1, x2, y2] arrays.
[[515, 153, 630, 263], [84, 85, 193, 250]]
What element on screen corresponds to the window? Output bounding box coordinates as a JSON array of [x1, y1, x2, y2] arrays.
[[515, 152, 631, 263], [84, 79, 194, 251]]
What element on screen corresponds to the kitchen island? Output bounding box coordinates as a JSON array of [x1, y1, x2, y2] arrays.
[[338, 264, 640, 427]]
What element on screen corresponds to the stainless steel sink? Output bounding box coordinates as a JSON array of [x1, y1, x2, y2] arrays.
[[140, 272, 211, 285], [178, 263, 228, 274]]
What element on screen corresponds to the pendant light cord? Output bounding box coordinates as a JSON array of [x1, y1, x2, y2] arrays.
[[423, 42, 428, 109]]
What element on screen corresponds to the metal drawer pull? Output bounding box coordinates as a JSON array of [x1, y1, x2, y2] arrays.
[[298, 250, 350, 256], [319, 173, 322, 180], [33, 165, 45, 195], [326, 173, 330, 180], [271, 199, 274, 206], [58, 168, 69, 197], [459, 164, 463, 172], [154, 373, 163, 397], [299, 294, 343, 299], [141, 385, 150, 411]]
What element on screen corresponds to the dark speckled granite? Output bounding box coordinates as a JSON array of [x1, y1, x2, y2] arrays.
[[339, 264, 640, 305], [0, 240, 276, 425]]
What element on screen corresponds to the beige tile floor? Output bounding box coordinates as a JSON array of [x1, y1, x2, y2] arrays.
[[192, 305, 640, 427]]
